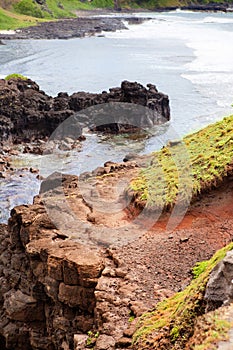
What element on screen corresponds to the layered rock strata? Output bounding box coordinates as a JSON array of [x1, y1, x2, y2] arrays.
[[0, 163, 142, 350]]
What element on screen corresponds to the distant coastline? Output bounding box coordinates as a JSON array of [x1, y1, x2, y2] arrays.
[[1, 3, 233, 41]]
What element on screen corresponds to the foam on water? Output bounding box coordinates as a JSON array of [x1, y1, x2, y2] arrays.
[[202, 16, 233, 24], [104, 11, 233, 113]]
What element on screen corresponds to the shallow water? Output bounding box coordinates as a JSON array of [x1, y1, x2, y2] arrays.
[[1, 10, 233, 222]]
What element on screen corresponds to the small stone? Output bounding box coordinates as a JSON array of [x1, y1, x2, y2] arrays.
[[74, 334, 90, 349], [180, 237, 189, 243], [116, 336, 132, 347], [95, 335, 115, 350], [30, 167, 39, 174], [102, 267, 116, 277]]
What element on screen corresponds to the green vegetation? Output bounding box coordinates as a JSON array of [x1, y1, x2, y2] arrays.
[[91, 0, 114, 8], [13, 0, 93, 19], [130, 0, 182, 9], [192, 260, 210, 279], [188, 309, 232, 349], [131, 115, 233, 210], [133, 242, 233, 350], [14, 0, 45, 18], [129, 315, 136, 322], [5, 73, 28, 80], [86, 331, 100, 348], [2, 0, 233, 30], [0, 0, 117, 29], [0, 6, 42, 29]]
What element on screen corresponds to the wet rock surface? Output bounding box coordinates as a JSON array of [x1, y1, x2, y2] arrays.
[[0, 78, 170, 147]]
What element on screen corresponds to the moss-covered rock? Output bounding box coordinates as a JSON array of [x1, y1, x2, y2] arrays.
[[132, 243, 233, 350], [187, 305, 233, 350]]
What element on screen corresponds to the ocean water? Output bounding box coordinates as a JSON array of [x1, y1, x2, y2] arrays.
[[1, 10, 233, 222]]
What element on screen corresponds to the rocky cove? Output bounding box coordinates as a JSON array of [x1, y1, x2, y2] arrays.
[[0, 74, 233, 350], [0, 77, 172, 349]]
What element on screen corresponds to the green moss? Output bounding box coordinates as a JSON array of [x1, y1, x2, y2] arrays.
[[5, 73, 28, 80], [188, 310, 232, 350], [133, 242, 233, 350], [45, 0, 76, 18], [131, 115, 233, 211], [192, 261, 210, 279]]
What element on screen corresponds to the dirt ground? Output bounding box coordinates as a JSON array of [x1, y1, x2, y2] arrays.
[[61, 163, 233, 312]]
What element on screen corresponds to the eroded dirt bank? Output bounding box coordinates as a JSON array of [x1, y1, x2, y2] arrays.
[[0, 159, 232, 350]]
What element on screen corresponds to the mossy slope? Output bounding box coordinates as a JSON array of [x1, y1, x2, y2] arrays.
[[131, 115, 233, 211], [133, 243, 233, 350], [0, 6, 44, 29]]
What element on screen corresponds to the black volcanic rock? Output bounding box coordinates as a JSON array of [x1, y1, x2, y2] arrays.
[[0, 17, 127, 40], [0, 78, 170, 145]]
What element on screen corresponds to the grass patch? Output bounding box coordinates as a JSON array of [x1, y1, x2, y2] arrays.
[[131, 115, 233, 211], [12, 0, 116, 20], [0, 6, 42, 29], [91, 0, 114, 8], [14, 0, 46, 18], [132, 0, 183, 9], [5, 73, 28, 80], [132, 243, 233, 350], [0, 0, 110, 30]]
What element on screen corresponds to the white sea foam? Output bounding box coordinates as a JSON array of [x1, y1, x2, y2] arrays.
[[186, 30, 233, 72], [203, 16, 233, 24], [104, 11, 233, 110]]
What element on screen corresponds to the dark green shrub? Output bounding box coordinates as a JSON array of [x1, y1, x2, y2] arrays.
[[14, 0, 44, 18]]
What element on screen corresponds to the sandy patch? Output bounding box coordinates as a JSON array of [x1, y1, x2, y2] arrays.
[[0, 30, 15, 35]]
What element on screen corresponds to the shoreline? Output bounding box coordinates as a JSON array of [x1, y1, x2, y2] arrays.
[[1, 4, 233, 41], [0, 15, 149, 40]]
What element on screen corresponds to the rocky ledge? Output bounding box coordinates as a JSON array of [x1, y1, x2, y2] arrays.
[[0, 78, 170, 149]]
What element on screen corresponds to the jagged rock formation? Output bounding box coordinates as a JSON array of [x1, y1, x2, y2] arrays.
[[0, 209, 105, 349], [0, 78, 170, 146], [205, 250, 233, 311], [0, 167, 144, 350]]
